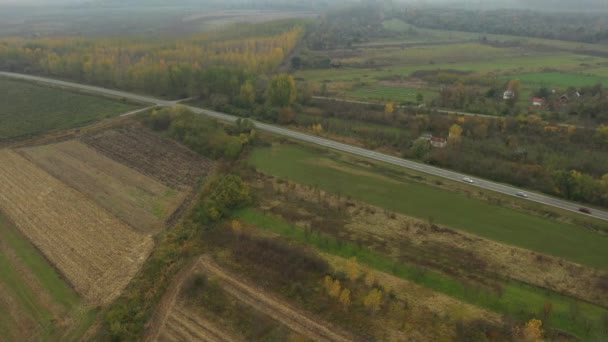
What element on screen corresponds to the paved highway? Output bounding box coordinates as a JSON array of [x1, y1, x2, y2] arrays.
[[2, 71, 607, 221]]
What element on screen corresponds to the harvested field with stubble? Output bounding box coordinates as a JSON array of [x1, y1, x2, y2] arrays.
[[19, 140, 186, 233], [0, 150, 154, 305], [82, 125, 213, 190]]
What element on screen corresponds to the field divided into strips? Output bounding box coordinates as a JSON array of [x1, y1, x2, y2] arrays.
[[0, 150, 154, 305], [0, 212, 96, 341], [0, 77, 140, 141], [249, 144, 608, 270], [20, 140, 186, 233], [82, 125, 213, 190]]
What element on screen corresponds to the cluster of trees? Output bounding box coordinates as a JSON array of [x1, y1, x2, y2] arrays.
[[298, 100, 608, 207], [400, 8, 608, 43], [143, 106, 253, 160], [204, 72, 309, 126], [193, 174, 251, 224], [306, 5, 389, 50], [0, 21, 303, 98]]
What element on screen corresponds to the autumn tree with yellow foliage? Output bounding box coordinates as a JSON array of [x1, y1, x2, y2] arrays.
[[311, 123, 324, 135], [384, 102, 395, 115], [513, 319, 544, 342], [345, 257, 362, 281], [363, 288, 383, 313], [339, 288, 351, 309], [0, 23, 304, 99]]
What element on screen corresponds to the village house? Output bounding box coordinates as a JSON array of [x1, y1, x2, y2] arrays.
[[532, 97, 544, 107], [503, 90, 514, 100], [430, 136, 448, 148]]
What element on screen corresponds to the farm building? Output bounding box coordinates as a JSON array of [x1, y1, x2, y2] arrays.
[[430, 137, 448, 148], [532, 98, 544, 107]]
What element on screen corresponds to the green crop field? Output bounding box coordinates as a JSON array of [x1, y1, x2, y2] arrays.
[[345, 85, 436, 103], [500, 72, 608, 88], [249, 144, 608, 270], [297, 54, 606, 84], [0, 213, 96, 341], [0, 77, 140, 141], [237, 208, 608, 339], [381, 19, 413, 33]]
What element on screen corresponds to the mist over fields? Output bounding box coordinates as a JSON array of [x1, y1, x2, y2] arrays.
[[1, 0, 607, 11]]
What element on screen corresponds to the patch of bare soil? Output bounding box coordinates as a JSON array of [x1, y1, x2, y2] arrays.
[[81, 124, 212, 190]]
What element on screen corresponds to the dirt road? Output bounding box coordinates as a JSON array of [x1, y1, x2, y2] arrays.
[[199, 257, 353, 342], [145, 258, 235, 342]]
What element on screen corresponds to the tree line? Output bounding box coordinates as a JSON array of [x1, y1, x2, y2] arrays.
[[400, 8, 608, 44], [0, 21, 303, 98], [296, 100, 608, 208]]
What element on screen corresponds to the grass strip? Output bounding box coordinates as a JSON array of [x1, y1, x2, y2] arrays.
[[236, 208, 608, 339]]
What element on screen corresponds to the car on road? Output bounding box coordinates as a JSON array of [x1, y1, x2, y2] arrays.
[[579, 207, 592, 214], [462, 177, 474, 184], [516, 191, 528, 198]]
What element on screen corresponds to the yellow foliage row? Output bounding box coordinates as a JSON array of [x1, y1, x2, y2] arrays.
[[0, 25, 303, 81]]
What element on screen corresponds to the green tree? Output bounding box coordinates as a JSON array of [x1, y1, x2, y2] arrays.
[[411, 139, 430, 160], [553, 170, 576, 199], [268, 73, 297, 107], [195, 175, 251, 224]]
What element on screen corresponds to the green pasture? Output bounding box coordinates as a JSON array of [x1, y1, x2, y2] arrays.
[[297, 54, 606, 84], [249, 144, 608, 270], [500, 72, 608, 89]]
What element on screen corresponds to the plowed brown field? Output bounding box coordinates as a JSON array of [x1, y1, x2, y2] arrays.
[[19, 140, 186, 233], [82, 125, 213, 190], [0, 150, 154, 305]]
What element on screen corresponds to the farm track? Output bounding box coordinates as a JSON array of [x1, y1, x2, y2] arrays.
[[19, 140, 185, 233], [147, 258, 239, 342], [82, 125, 212, 190], [159, 305, 236, 342], [0, 150, 153, 305], [199, 258, 353, 342]]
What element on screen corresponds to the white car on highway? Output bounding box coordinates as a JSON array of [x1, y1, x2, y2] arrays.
[[516, 191, 528, 198], [462, 177, 474, 184]]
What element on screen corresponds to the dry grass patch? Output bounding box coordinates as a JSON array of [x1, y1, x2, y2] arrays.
[[19, 140, 186, 233], [346, 208, 608, 307], [0, 150, 153, 305], [256, 175, 608, 307], [325, 253, 502, 341]]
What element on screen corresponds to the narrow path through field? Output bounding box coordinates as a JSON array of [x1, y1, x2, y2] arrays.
[[146, 258, 237, 342], [199, 257, 353, 342]]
